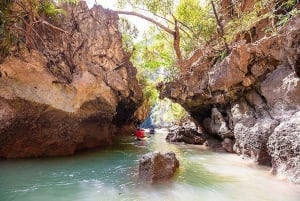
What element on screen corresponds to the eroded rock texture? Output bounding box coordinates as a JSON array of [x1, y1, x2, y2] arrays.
[[166, 121, 208, 145], [139, 151, 179, 183], [0, 2, 143, 158], [160, 16, 300, 183]]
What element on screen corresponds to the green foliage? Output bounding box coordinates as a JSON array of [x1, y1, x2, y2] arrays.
[[133, 27, 174, 69], [119, 18, 138, 53], [0, 0, 77, 61], [283, 0, 298, 8], [224, 0, 299, 43], [117, 0, 217, 57], [116, 0, 218, 106], [169, 101, 188, 121], [151, 98, 188, 126], [40, 1, 66, 17], [219, 49, 227, 61], [130, 26, 178, 106], [117, 0, 175, 17], [0, 0, 18, 62], [143, 81, 159, 106], [224, 1, 271, 43], [176, 0, 217, 47], [276, 0, 300, 26]]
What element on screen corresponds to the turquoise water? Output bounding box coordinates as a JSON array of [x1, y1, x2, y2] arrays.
[[0, 132, 299, 201]]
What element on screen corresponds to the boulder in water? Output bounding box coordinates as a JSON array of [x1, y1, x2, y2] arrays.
[[139, 151, 179, 183], [166, 125, 207, 145]]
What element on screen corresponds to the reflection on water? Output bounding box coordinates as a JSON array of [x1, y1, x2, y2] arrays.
[[0, 131, 299, 201]]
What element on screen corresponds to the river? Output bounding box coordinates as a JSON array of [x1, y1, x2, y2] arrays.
[[0, 131, 299, 201]]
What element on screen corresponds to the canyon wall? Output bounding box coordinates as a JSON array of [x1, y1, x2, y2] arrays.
[[0, 2, 143, 158], [160, 16, 300, 183]]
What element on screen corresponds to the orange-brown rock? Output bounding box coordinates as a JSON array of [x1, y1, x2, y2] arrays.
[[0, 2, 143, 158]]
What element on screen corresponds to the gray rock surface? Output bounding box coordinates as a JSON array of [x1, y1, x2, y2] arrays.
[[267, 108, 300, 184], [203, 107, 232, 138], [160, 16, 300, 183], [166, 125, 207, 145]]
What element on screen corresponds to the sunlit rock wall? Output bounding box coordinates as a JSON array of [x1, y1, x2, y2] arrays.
[[0, 2, 143, 158]]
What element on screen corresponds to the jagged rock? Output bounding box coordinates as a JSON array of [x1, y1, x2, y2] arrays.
[[262, 65, 300, 183], [261, 65, 300, 114], [208, 43, 250, 91], [267, 111, 300, 184], [0, 2, 144, 158], [160, 16, 300, 182], [203, 107, 232, 139], [231, 98, 279, 165], [166, 125, 207, 145], [139, 152, 179, 183]]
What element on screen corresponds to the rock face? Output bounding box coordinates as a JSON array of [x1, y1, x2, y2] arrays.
[[160, 16, 300, 183], [139, 152, 179, 183], [0, 2, 143, 158], [267, 111, 300, 184], [166, 123, 207, 145]]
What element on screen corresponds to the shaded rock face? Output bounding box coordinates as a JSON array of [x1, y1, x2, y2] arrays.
[[0, 2, 143, 158], [160, 16, 300, 183], [139, 152, 179, 183], [267, 112, 300, 184], [203, 107, 233, 139], [222, 138, 234, 153], [166, 121, 233, 153], [166, 123, 207, 145]]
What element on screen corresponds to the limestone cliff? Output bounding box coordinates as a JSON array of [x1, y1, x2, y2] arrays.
[[0, 2, 143, 158], [160, 15, 300, 184]]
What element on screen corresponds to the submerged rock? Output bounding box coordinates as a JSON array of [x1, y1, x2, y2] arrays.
[[139, 151, 179, 183], [0, 2, 144, 158]]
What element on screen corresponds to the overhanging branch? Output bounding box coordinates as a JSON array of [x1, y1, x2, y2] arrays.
[[113, 10, 175, 35], [113, 9, 184, 66]]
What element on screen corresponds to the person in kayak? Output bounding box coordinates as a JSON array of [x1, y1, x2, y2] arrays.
[[136, 127, 145, 140]]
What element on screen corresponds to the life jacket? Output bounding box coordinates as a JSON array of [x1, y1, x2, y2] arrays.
[[136, 130, 144, 138]]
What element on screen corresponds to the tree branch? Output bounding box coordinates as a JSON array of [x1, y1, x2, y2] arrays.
[[112, 10, 175, 35], [41, 20, 68, 34], [173, 19, 183, 64], [211, 0, 230, 54], [113, 10, 184, 66]]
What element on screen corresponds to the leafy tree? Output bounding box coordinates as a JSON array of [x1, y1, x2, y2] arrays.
[[0, 0, 77, 62], [114, 0, 218, 70], [118, 17, 139, 54], [112, 0, 299, 123], [175, 0, 217, 53], [150, 98, 188, 127]]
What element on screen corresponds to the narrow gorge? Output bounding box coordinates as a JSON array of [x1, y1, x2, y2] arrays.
[[0, 1, 299, 200]]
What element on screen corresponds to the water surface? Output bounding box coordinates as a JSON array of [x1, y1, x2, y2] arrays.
[[1, 131, 299, 201]]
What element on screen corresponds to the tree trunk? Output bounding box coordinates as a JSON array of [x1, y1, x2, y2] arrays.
[[211, 0, 230, 55]]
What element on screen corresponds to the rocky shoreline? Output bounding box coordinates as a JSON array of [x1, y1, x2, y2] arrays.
[[0, 0, 298, 185], [160, 16, 300, 184]]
